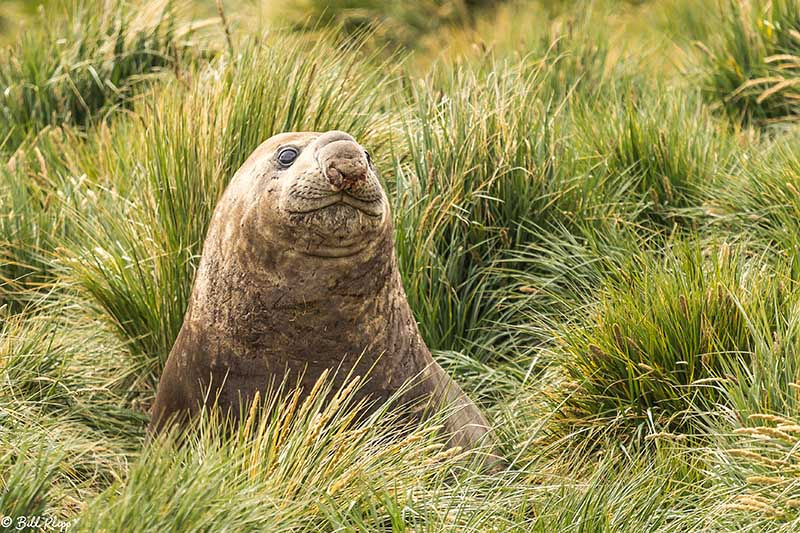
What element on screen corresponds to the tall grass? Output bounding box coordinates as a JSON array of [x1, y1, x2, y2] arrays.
[[76, 374, 493, 531], [708, 135, 800, 273], [0, 303, 145, 521], [0, 145, 82, 311], [560, 243, 794, 437], [393, 52, 615, 356], [267, 0, 498, 50], [706, 414, 800, 526], [699, 0, 800, 125], [0, 0, 204, 152], [574, 87, 734, 230], [0, 166, 56, 310]]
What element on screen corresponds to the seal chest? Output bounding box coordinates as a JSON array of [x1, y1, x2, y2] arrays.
[[149, 130, 494, 453]]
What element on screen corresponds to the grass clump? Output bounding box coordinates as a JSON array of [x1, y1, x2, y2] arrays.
[[394, 54, 613, 356], [268, 0, 498, 51], [708, 137, 800, 273], [0, 443, 63, 526], [0, 165, 61, 311], [0, 0, 204, 152], [560, 243, 794, 437], [575, 88, 733, 230], [699, 0, 800, 126], [9, 0, 800, 530], [0, 135, 126, 319], [0, 304, 145, 521]]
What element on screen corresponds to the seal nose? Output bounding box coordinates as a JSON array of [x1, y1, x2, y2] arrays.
[[317, 138, 369, 191]]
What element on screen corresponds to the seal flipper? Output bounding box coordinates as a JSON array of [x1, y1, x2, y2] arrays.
[[410, 361, 505, 470]]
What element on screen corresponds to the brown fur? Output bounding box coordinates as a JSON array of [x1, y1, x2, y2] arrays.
[[149, 131, 494, 452]]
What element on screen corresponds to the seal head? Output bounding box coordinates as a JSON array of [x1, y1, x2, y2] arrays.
[[222, 130, 389, 266]]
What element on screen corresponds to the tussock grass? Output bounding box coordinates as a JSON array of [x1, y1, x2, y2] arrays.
[[0, 129, 99, 312], [708, 136, 800, 272], [0, 301, 145, 521], [699, 0, 800, 126], [560, 243, 795, 437], [0, 0, 205, 153], [266, 0, 497, 51], [393, 53, 613, 355], [575, 88, 734, 230], [77, 373, 497, 531], [707, 414, 800, 526], [0, 166, 61, 311]]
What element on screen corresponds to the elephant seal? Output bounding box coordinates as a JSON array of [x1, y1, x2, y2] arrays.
[[149, 130, 494, 453]]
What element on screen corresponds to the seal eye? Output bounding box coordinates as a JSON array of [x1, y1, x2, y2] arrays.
[[277, 147, 299, 167]]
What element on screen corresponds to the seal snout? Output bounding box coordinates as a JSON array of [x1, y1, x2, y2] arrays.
[[280, 130, 384, 219], [318, 138, 369, 192]]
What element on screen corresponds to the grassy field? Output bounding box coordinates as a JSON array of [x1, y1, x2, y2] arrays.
[[4, 0, 800, 530]]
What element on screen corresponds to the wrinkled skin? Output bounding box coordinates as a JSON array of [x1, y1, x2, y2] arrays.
[[149, 131, 494, 452]]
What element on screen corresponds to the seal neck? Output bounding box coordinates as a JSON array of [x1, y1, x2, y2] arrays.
[[190, 227, 400, 327]]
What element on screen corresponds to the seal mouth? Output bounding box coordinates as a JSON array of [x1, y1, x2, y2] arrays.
[[303, 240, 369, 258], [286, 193, 383, 217], [284, 202, 384, 259]]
